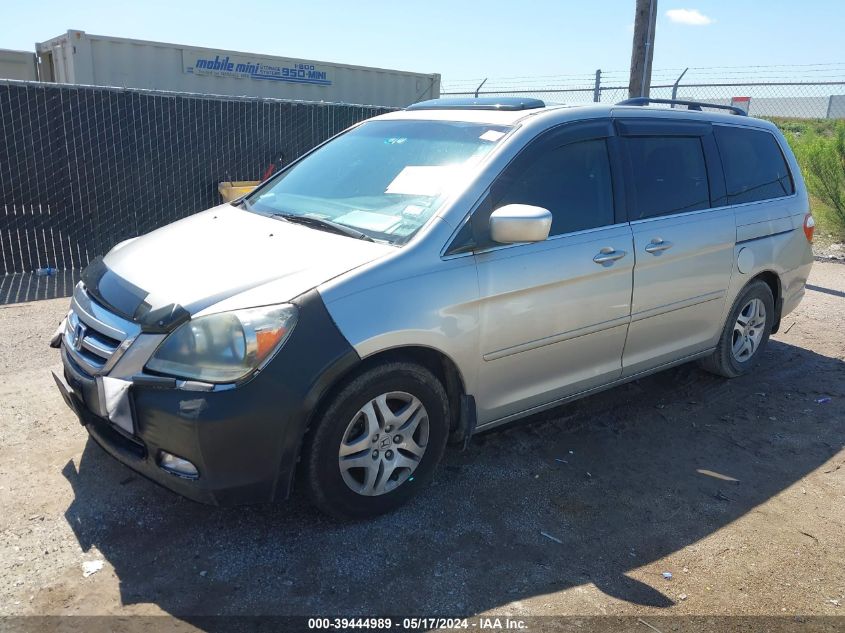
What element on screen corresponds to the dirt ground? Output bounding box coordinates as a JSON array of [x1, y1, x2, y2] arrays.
[[1, 262, 843, 627]]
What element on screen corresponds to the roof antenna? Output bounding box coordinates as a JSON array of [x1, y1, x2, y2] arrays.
[[474, 78, 488, 98]]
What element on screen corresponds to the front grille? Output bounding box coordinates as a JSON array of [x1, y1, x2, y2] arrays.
[[64, 283, 141, 377]]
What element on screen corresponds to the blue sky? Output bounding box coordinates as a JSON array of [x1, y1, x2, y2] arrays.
[[5, 0, 845, 83]]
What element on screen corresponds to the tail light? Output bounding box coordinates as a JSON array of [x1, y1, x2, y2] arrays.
[[803, 213, 815, 243]]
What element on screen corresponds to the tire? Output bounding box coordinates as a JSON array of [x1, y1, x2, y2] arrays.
[[302, 361, 450, 520], [699, 280, 775, 378]]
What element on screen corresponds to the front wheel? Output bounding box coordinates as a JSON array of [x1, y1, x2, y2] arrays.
[[302, 361, 450, 520], [699, 280, 775, 378]]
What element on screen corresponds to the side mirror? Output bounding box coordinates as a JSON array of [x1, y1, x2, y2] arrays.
[[489, 204, 553, 244]]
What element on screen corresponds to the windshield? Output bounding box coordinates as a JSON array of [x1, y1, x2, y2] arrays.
[[245, 119, 512, 245]]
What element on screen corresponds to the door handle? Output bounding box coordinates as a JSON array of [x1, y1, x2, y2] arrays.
[[645, 239, 673, 254], [593, 248, 627, 265]]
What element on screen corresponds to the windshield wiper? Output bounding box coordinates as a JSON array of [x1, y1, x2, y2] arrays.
[[272, 213, 375, 242]]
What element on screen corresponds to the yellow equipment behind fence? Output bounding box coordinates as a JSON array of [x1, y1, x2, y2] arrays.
[[217, 181, 260, 203]]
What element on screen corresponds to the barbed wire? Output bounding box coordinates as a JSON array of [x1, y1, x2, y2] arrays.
[[442, 63, 845, 93]]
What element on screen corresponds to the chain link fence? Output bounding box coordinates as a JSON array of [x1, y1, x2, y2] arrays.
[[0, 80, 390, 278], [442, 66, 845, 119]]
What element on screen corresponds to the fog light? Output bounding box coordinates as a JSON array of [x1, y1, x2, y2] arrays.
[[159, 451, 199, 479]]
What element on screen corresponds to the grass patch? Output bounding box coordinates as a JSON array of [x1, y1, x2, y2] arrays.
[[773, 118, 845, 240], [809, 195, 845, 243], [768, 117, 840, 139]]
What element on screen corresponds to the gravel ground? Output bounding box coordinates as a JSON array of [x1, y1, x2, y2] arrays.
[[0, 263, 843, 625], [813, 233, 845, 262]]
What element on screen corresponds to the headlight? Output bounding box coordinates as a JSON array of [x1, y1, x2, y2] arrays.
[[145, 304, 298, 383]]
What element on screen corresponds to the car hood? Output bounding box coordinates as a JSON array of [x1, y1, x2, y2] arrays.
[[101, 204, 394, 317]]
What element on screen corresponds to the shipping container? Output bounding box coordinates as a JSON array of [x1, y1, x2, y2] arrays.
[[0, 48, 37, 81], [35, 30, 440, 107]]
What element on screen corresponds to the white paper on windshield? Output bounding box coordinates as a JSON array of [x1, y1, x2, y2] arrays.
[[480, 129, 506, 142], [334, 210, 402, 232], [385, 166, 455, 196], [402, 204, 426, 217]]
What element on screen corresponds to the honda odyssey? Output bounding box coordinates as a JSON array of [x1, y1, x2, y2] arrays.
[[52, 97, 814, 519]]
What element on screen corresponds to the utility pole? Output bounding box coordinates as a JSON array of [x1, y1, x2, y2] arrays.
[[628, 0, 658, 98]]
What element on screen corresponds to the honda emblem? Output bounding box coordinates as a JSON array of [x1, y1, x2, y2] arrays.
[[73, 323, 87, 351]]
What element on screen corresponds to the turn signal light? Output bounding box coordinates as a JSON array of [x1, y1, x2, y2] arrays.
[[803, 213, 815, 243]]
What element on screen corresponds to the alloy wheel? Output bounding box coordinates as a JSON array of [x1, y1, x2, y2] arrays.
[[732, 297, 766, 362]]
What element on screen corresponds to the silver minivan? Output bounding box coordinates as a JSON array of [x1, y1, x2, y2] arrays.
[[52, 97, 815, 518]]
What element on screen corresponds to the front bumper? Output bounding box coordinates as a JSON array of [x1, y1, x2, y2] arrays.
[[55, 288, 359, 506]]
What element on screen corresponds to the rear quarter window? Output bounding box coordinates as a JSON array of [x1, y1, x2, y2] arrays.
[[714, 126, 794, 205]]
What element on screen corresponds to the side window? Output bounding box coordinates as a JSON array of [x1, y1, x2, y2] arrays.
[[714, 126, 795, 204], [625, 136, 710, 219], [494, 139, 615, 236]]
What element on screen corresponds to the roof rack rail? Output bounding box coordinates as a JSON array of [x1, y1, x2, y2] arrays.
[[407, 97, 546, 112], [616, 97, 747, 116]]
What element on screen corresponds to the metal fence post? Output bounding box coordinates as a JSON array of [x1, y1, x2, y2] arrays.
[[671, 67, 689, 106], [594, 69, 602, 102], [474, 78, 488, 98]]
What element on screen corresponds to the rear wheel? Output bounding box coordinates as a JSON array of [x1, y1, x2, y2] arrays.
[[699, 280, 775, 378], [302, 361, 449, 520]]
